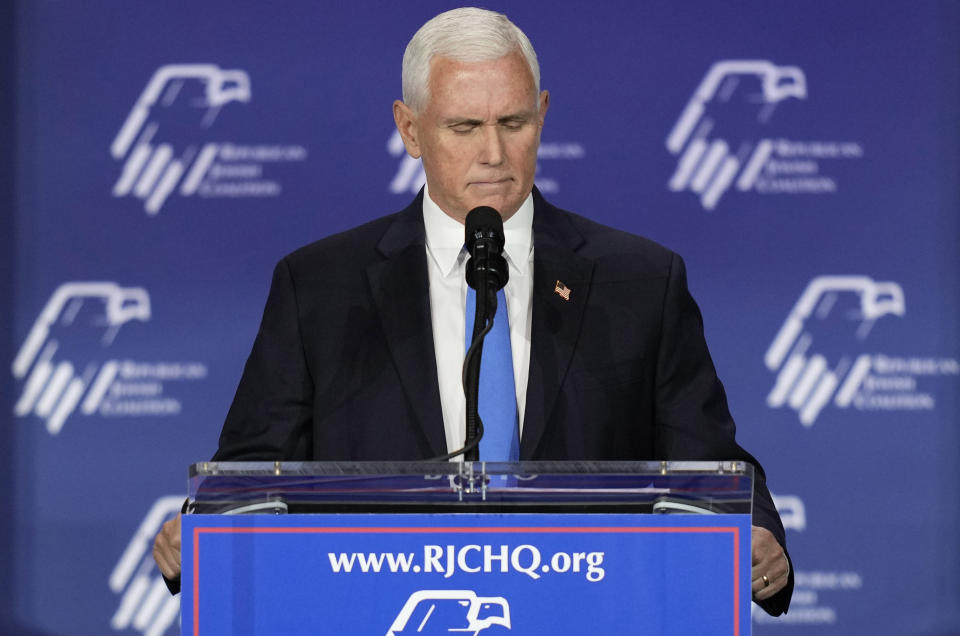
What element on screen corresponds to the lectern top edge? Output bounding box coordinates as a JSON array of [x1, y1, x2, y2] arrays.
[[186, 460, 755, 515]]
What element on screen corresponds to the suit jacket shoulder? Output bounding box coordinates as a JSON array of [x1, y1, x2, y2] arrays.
[[531, 192, 680, 278], [283, 196, 423, 274]]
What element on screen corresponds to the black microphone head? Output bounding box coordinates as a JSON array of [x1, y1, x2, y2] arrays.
[[464, 206, 508, 291], [464, 206, 504, 251]]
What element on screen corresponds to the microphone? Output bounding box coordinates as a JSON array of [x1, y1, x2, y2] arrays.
[[463, 207, 507, 462], [464, 206, 509, 296], [427, 206, 509, 463]]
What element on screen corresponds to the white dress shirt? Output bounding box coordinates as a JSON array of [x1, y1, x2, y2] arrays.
[[422, 184, 534, 456]]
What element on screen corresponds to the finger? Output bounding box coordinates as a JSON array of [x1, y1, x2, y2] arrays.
[[752, 553, 791, 600], [153, 515, 184, 579], [163, 515, 182, 550], [752, 564, 786, 590], [751, 553, 778, 580], [751, 554, 783, 581], [753, 571, 788, 601], [751, 570, 784, 597], [172, 514, 182, 544], [153, 541, 179, 579], [751, 526, 773, 565], [155, 541, 182, 580], [751, 573, 771, 597], [751, 528, 783, 570], [752, 547, 790, 581]]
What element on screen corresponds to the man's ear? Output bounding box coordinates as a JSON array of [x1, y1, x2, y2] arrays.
[[537, 90, 550, 128], [393, 100, 422, 159]]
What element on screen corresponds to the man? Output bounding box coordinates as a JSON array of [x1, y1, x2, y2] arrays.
[[154, 7, 793, 614]]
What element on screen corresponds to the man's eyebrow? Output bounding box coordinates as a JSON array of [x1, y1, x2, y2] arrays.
[[442, 117, 484, 127], [441, 111, 536, 127], [497, 111, 535, 124]]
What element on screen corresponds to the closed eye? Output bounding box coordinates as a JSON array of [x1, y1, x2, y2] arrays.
[[448, 120, 482, 134], [498, 117, 529, 131]]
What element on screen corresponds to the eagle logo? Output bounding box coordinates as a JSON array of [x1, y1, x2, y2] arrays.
[[765, 276, 905, 425], [387, 590, 511, 635], [111, 64, 251, 214], [12, 282, 151, 434], [666, 59, 807, 210]]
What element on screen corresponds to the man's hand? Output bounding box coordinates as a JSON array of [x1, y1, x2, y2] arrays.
[[153, 513, 182, 580], [752, 525, 789, 601]]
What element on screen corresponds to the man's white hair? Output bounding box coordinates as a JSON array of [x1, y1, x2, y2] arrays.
[[402, 7, 540, 113]]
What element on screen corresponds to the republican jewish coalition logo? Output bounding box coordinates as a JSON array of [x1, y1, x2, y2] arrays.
[[110, 496, 183, 636], [387, 590, 511, 635], [667, 60, 863, 210], [111, 64, 307, 215], [765, 276, 958, 426], [12, 282, 207, 435]]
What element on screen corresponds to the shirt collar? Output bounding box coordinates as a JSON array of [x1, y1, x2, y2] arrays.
[[422, 183, 534, 278]]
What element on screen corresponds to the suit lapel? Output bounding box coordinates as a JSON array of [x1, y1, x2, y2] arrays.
[[365, 194, 447, 457], [521, 191, 593, 459]]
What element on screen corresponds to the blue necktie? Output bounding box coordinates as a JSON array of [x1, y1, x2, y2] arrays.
[[465, 286, 520, 461]]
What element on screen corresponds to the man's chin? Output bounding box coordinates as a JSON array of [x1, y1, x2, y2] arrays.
[[463, 190, 524, 219]]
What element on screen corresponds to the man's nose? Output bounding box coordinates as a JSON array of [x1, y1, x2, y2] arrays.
[[478, 125, 505, 166]]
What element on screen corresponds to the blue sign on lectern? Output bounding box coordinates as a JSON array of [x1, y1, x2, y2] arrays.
[[182, 512, 751, 635]]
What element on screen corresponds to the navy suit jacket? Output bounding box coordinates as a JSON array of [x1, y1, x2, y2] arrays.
[[212, 189, 793, 614]]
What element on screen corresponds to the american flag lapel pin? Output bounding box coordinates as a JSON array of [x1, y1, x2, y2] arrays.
[[554, 280, 572, 301]]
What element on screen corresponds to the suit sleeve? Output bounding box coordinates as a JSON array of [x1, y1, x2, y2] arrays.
[[164, 262, 314, 597], [653, 253, 793, 616], [213, 257, 314, 461]]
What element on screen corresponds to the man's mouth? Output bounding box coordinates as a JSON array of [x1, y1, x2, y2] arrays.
[[469, 179, 511, 189]]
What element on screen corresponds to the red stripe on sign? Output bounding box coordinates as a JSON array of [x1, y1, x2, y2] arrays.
[[195, 525, 737, 534], [193, 528, 200, 636], [734, 526, 740, 636]]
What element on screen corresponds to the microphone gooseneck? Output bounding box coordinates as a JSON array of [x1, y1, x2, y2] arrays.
[[463, 206, 507, 462], [430, 206, 508, 463]]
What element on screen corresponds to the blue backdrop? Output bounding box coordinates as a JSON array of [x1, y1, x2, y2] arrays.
[[4, 1, 959, 634]]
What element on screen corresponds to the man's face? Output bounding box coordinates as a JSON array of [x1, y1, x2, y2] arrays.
[[394, 51, 549, 223]]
